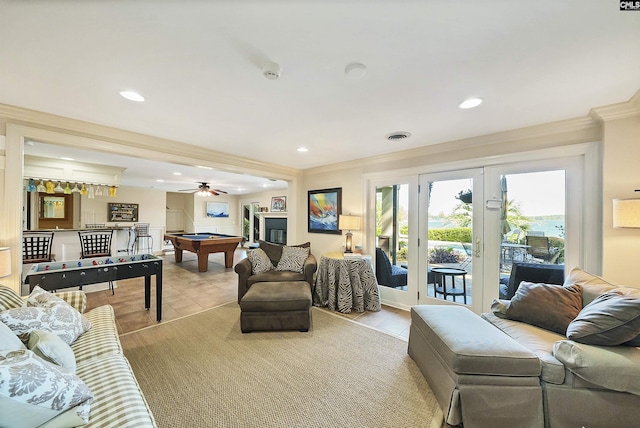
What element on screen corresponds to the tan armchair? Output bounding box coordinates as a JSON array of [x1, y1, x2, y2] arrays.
[[235, 240, 317, 303]]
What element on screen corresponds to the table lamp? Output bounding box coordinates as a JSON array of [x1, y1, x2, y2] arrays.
[[0, 247, 12, 279], [613, 199, 640, 228], [339, 215, 361, 253]]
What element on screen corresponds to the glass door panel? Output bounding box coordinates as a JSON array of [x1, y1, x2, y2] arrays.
[[493, 169, 566, 299], [418, 169, 483, 314], [375, 183, 409, 289], [371, 176, 418, 309]]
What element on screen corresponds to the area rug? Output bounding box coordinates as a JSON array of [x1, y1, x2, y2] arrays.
[[121, 304, 442, 428]]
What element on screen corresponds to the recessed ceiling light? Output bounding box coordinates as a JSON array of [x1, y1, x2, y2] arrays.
[[60, 157, 74, 161], [156, 179, 164, 182], [119, 90, 145, 102], [297, 147, 309, 152], [173, 172, 182, 176], [459, 97, 483, 109], [196, 165, 213, 170]]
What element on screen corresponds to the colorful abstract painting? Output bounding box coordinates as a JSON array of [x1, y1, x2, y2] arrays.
[[308, 188, 341, 234]]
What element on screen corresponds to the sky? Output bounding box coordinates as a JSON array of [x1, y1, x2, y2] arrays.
[[430, 170, 566, 217]]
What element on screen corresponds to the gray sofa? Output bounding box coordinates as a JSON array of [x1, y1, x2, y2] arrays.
[[408, 267, 640, 428]]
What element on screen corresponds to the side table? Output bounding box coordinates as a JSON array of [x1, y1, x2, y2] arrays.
[[432, 267, 468, 304], [313, 252, 381, 313]]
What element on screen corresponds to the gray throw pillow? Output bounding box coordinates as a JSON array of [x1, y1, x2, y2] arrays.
[[505, 282, 582, 335], [246, 248, 274, 274], [566, 290, 640, 346]]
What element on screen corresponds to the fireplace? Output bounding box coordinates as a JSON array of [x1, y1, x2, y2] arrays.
[[264, 217, 287, 244]]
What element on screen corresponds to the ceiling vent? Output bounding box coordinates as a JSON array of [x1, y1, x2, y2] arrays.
[[386, 132, 411, 141]]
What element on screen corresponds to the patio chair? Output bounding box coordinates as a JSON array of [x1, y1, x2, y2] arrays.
[[375, 248, 407, 288], [525, 235, 559, 263], [459, 242, 473, 268]]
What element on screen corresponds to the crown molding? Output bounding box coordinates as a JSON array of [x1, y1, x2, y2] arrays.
[[590, 89, 640, 122], [305, 115, 601, 175], [0, 103, 300, 181]]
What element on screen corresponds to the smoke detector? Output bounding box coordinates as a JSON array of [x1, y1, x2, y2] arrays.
[[386, 132, 412, 141], [262, 62, 282, 80]]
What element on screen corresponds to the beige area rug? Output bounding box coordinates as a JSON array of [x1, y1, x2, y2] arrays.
[[121, 304, 443, 428]]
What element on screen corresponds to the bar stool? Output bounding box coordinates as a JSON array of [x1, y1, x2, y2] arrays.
[[23, 232, 55, 264], [78, 230, 114, 294], [132, 223, 153, 254], [432, 267, 468, 304]]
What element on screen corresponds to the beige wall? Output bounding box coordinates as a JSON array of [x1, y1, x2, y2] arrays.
[[601, 114, 640, 284], [80, 185, 166, 228]]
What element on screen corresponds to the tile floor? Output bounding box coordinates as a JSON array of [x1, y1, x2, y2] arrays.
[[84, 249, 412, 339]]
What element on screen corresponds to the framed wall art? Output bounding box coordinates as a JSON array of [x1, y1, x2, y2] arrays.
[[206, 201, 229, 218], [271, 196, 286, 212], [308, 187, 341, 234]]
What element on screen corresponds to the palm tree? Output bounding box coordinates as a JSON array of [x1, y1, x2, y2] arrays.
[[506, 199, 531, 232]]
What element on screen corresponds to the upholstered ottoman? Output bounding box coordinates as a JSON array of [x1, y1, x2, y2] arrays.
[[408, 305, 544, 428], [239, 281, 312, 333]]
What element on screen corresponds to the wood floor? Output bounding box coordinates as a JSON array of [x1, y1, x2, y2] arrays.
[[85, 249, 411, 340]]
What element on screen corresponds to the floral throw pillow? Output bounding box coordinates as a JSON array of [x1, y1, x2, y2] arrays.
[[0, 349, 93, 424], [0, 286, 91, 345], [275, 246, 310, 274], [247, 248, 274, 274]]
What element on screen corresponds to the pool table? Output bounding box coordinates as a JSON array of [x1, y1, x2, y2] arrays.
[[164, 232, 243, 272]]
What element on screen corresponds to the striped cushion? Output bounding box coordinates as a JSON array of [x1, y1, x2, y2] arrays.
[[73, 305, 122, 366], [77, 355, 157, 428], [0, 285, 23, 311], [53, 290, 87, 314]]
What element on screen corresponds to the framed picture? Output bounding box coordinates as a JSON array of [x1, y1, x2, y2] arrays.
[[271, 196, 286, 212], [308, 187, 341, 234], [206, 202, 229, 218]]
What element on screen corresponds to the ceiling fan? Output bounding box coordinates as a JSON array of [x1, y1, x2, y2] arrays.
[[179, 182, 228, 196]]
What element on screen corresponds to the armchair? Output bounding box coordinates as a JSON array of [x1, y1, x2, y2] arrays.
[[235, 240, 317, 303]]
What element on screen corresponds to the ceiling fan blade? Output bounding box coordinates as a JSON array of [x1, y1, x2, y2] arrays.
[[178, 188, 198, 192], [213, 189, 228, 194], [208, 189, 220, 196]]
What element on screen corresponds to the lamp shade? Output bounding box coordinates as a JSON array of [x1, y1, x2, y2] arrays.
[[0, 247, 11, 278], [339, 215, 361, 231], [613, 199, 640, 228]]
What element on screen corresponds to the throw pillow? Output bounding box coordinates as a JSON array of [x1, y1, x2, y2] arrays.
[[566, 290, 640, 346], [258, 240, 311, 265], [0, 285, 24, 312], [275, 246, 310, 274], [0, 321, 25, 351], [505, 281, 582, 335], [563, 267, 617, 306], [28, 329, 77, 373], [247, 248, 274, 274], [0, 288, 92, 345], [490, 298, 510, 318], [0, 349, 92, 425]]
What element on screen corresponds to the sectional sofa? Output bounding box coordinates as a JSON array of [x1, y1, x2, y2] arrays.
[[409, 267, 640, 428]]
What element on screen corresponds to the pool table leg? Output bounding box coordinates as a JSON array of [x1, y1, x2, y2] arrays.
[[224, 250, 234, 268], [197, 253, 209, 272], [174, 248, 183, 263]]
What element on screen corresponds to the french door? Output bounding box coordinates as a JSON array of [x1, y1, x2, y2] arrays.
[[417, 169, 484, 315]]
